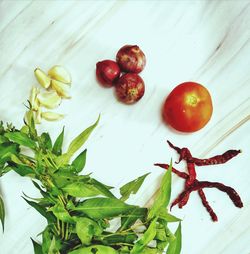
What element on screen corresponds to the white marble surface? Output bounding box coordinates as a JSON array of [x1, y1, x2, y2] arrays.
[[0, 0, 250, 253]]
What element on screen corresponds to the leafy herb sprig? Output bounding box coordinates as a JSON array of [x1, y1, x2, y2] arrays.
[[0, 112, 181, 254]]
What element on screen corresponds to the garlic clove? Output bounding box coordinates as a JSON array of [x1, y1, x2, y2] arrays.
[[48, 65, 71, 84], [37, 90, 62, 109], [41, 111, 64, 121], [51, 79, 71, 99], [29, 87, 40, 111], [35, 107, 42, 124], [34, 68, 51, 89]]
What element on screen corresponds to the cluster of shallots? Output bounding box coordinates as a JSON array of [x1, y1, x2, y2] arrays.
[[27, 66, 72, 123], [96, 45, 146, 104]]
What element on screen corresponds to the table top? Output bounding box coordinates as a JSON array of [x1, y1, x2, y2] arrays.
[[0, 1, 250, 253]]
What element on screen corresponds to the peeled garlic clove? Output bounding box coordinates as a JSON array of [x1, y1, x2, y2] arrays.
[[35, 107, 42, 124], [51, 79, 71, 99], [37, 90, 61, 109], [48, 65, 71, 84], [34, 68, 51, 89], [29, 87, 40, 111], [41, 112, 64, 121]]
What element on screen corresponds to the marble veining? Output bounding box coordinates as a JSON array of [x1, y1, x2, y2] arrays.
[[0, 1, 250, 253]]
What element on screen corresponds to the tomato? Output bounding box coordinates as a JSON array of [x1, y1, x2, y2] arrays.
[[163, 82, 213, 132]]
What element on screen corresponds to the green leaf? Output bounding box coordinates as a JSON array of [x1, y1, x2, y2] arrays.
[[40, 132, 52, 150], [0, 166, 13, 177], [0, 195, 5, 231], [0, 142, 19, 165], [75, 217, 102, 245], [20, 125, 29, 134], [166, 223, 182, 254], [4, 131, 36, 149], [72, 149, 87, 173], [155, 227, 168, 242], [48, 236, 61, 254], [32, 181, 56, 205], [42, 226, 52, 254], [99, 232, 138, 245], [52, 172, 90, 188], [131, 217, 157, 253], [13, 163, 35, 177], [120, 173, 150, 201], [62, 182, 104, 198], [120, 207, 147, 231], [31, 238, 43, 254], [73, 197, 136, 219], [61, 176, 114, 198], [23, 197, 55, 223], [49, 203, 74, 223], [68, 245, 118, 254], [25, 110, 37, 138], [58, 116, 100, 165], [148, 161, 172, 220], [52, 127, 64, 156], [0, 135, 9, 144], [158, 208, 181, 223], [90, 178, 115, 198], [140, 248, 159, 254]]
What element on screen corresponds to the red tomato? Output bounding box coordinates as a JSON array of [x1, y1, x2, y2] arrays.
[[163, 82, 213, 132]]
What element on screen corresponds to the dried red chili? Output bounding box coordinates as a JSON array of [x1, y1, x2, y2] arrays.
[[167, 140, 241, 166], [154, 163, 188, 179], [156, 141, 243, 222], [198, 189, 218, 222]]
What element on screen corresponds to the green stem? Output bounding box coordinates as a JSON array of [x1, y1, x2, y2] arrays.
[[65, 223, 69, 240], [57, 219, 60, 233], [61, 221, 65, 239]]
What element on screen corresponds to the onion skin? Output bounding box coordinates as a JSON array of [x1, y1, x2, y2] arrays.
[[115, 73, 145, 104], [96, 60, 121, 87], [116, 45, 146, 73]]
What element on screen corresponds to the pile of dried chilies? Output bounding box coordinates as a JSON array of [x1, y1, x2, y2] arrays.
[[155, 141, 243, 221]]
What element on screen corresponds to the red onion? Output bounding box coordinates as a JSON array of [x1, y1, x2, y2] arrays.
[[96, 60, 121, 87], [116, 45, 146, 73], [115, 73, 145, 104]]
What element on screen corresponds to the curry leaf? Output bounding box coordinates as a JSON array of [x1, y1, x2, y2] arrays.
[[48, 236, 61, 254], [40, 132, 52, 150], [23, 197, 55, 223], [75, 217, 102, 245], [73, 197, 136, 219], [140, 248, 159, 254], [158, 208, 181, 223], [52, 127, 64, 156], [90, 178, 115, 198], [42, 226, 52, 254], [0, 195, 5, 231], [49, 203, 74, 223], [4, 131, 36, 149], [120, 173, 150, 201], [148, 161, 172, 220], [68, 245, 118, 254], [62, 182, 103, 198], [58, 116, 100, 165], [72, 149, 87, 173], [0, 136, 9, 143], [99, 232, 138, 245], [0, 142, 19, 164], [166, 223, 182, 254], [31, 238, 43, 254], [13, 164, 35, 177], [120, 207, 147, 231], [131, 217, 157, 253]]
